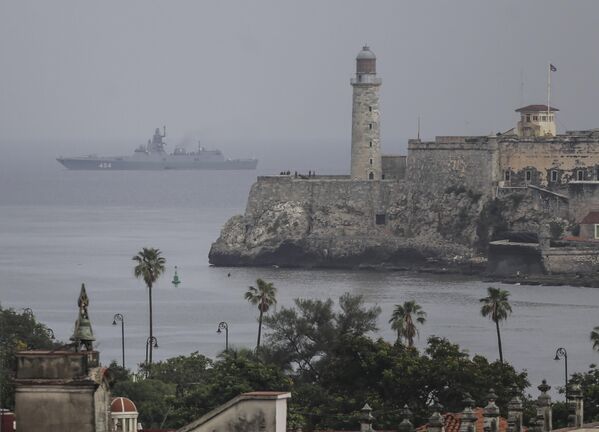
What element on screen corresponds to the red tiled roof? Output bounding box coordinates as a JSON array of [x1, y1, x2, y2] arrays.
[[580, 211, 599, 224], [515, 104, 559, 112], [416, 408, 510, 432], [111, 397, 137, 413]]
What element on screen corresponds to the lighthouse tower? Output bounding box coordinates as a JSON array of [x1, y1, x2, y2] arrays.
[[350, 46, 382, 180]]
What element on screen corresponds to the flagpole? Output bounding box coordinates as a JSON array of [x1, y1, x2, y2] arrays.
[[547, 62, 551, 121]]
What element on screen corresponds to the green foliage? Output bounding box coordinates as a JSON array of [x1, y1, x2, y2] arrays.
[[261, 294, 526, 431], [263, 294, 380, 378], [112, 378, 176, 428], [245, 278, 278, 349], [480, 287, 512, 323], [111, 349, 290, 429], [284, 335, 528, 430], [0, 305, 56, 409], [389, 300, 427, 347], [551, 401, 570, 429], [480, 287, 512, 363], [0, 295, 536, 432], [132, 247, 166, 363], [140, 351, 212, 386], [107, 360, 131, 384], [132, 247, 166, 290]]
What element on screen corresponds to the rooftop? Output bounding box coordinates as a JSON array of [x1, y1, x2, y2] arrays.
[[356, 45, 376, 60], [416, 408, 510, 432], [580, 211, 599, 224], [515, 104, 559, 113]]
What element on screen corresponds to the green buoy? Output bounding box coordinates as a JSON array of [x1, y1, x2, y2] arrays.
[[172, 266, 181, 287]]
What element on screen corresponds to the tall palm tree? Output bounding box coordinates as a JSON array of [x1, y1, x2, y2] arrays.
[[389, 300, 427, 347], [245, 279, 277, 350], [480, 287, 512, 364], [591, 326, 599, 351], [133, 247, 166, 365]]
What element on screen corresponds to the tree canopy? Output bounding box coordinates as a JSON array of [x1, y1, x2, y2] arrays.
[[0, 305, 56, 408]]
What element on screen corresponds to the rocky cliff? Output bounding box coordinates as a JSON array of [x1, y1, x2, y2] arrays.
[[209, 176, 567, 271]]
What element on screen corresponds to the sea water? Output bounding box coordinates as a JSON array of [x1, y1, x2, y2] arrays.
[[0, 152, 598, 397]]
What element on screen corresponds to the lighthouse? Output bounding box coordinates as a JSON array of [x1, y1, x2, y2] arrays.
[[350, 45, 382, 180]]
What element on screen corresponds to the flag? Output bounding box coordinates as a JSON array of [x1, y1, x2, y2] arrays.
[[550, 64, 557, 72]]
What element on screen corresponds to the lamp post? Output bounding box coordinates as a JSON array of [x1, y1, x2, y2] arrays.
[[112, 313, 125, 369], [554, 347, 568, 401], [145, 336, 159, 369], [217, 321, 229, 353]]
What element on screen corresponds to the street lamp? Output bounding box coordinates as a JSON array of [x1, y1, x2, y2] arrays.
[[112, 313, 125, 369], [217, 321, 229, 353], [145, 336, 159, 367], [554, 347, 568, 401]]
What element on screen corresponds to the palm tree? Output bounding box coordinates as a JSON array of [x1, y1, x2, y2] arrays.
[[133, 247, 166, 365], [245, 279, 277, 350], [389, 300, 427, 347], [480, 287, 512, 364], [591, 326, 599, 351]]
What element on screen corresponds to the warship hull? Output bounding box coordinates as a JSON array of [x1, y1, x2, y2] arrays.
[[57, 127, 258, 170], [57, 156, 258, 170]]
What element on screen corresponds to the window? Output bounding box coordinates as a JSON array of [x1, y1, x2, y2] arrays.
[[526, 115, 531, 122], [551, 170, 558, 182], [369, 106, 372, 112], [369, 123, 373, 130], [368, 172, 374, 180], [369, 141, 372, 148], [358, 74, 362, 82], [595, 224, 599, 239], [577, 170, 584, 181], [541, 116, 547, 121], [375, 214, 386, 225], [525, 170, 532, 182], [533, 116, 538, 121], [369, 158, 373, 165], [504, 170, 511, 181], [596, 167, 599, 180]]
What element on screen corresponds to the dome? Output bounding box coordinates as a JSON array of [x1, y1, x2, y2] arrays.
[[111, 397, 137, 414], [356, 45, 376, 60]]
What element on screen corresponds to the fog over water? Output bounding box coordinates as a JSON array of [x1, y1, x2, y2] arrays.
[[1, 0, 599, 398]]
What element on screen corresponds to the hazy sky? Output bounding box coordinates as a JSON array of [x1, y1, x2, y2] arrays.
[[1, 1, 599, 163]]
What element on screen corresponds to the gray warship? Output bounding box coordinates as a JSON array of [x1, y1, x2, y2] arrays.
[[57, 127, 258, 170]]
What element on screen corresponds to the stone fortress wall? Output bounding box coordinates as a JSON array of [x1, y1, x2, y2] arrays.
[[497, 131, 599, 189], [245, 176, 401, 237], [407, 137, 497, 197]]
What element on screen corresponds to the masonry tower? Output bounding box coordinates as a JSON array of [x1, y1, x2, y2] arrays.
[[351, 45, 382, 180]]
